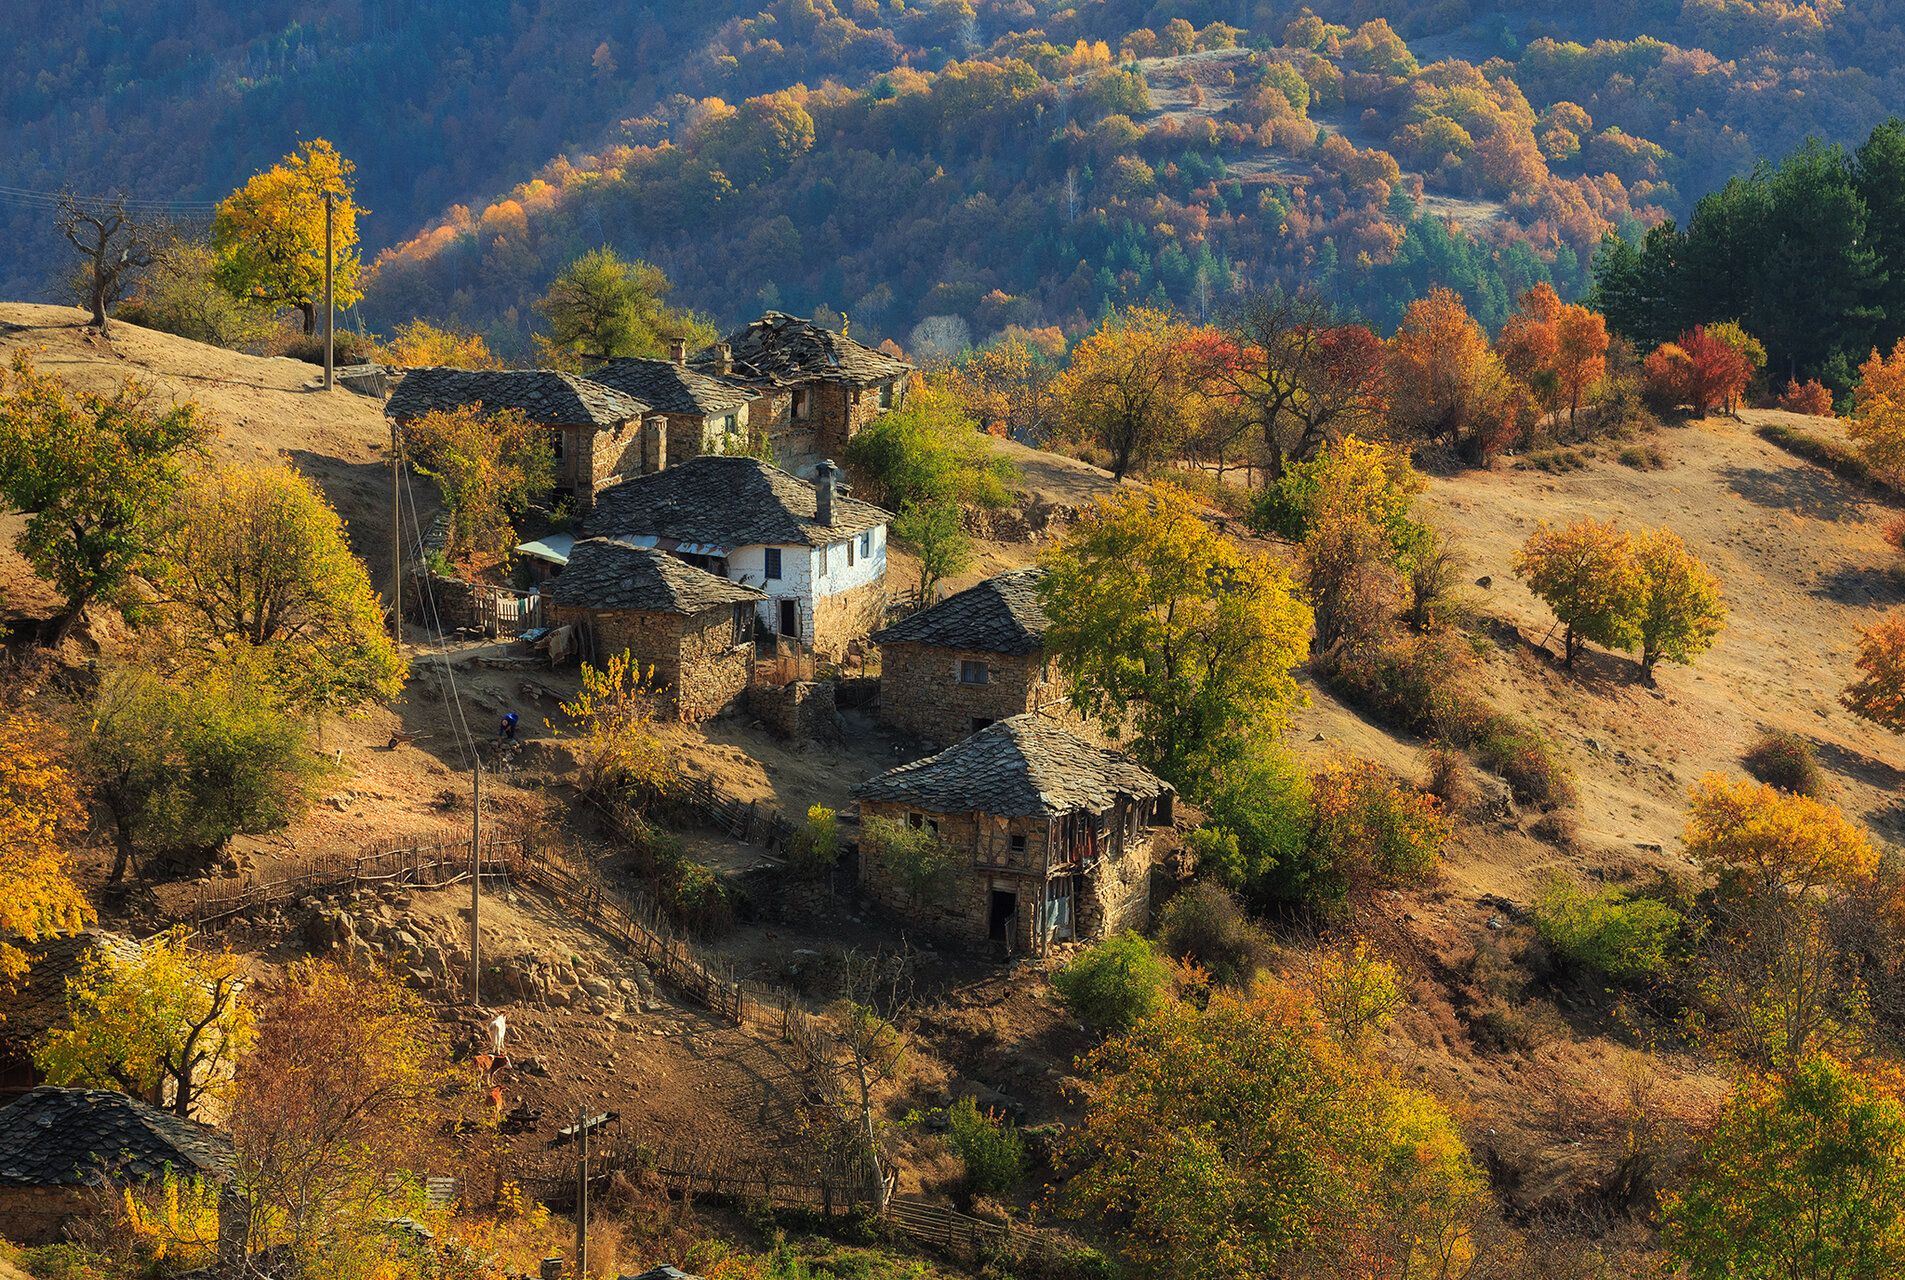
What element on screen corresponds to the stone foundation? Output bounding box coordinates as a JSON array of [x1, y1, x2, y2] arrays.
[[811, 577, 887, 659], [0, 1185, 93, 1245], [749, 680, 839, 741]]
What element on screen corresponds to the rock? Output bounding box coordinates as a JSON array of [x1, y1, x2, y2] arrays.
[[393, 930, 421, 954], [1486, 916, 1504, 930], [1475, 575, 1492, 588], [299, 896, 321, 910], [544, 988, 570, 1008], [580, 976, 613, 999]]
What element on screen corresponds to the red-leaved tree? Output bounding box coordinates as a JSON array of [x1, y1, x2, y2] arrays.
[[1643, 326, 1755, 416]]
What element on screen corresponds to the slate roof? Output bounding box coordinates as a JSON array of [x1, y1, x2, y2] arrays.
[[852, 715, 1171, 818], [587, 456, 891, 549], [385, 368, 647, 426], [873, 568, 1050, 656], [586, 358, 754, 416], [693, 312, 913, 387], [0, 1088, 234, 1186], [1, 932, 142, 1046], [546, 540, 766, 614]]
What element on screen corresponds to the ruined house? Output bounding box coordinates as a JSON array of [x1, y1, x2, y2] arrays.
[[585, 340, 759, 464], [586, 455, 890, 658], [689, 313, 913, 472], [872, 568, 1070, 748], [0, 1088, 234, 1245], [384, 368, 663, 510], [852, 715, 1174, 955], [0, 931, 142, 1104], [542, 539, 765, 720]]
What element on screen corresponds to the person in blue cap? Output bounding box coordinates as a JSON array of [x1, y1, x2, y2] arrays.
[[500, 712, 519, 742]]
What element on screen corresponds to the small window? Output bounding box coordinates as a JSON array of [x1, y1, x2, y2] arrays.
[[859, 530, 872, 558], [552, 432, 565, 460], [878, 382, 894, 409], [724, 413, 738, 432], [816, 545, 828, 579], [908, 812, 924, 830], [927, 817, 939, 835], [959, 660, 990, 685], [792, 389, 811, 420], [1009, 833, 1026, 854], [764, 548, 782, 580], [846, 538, 855, 568]]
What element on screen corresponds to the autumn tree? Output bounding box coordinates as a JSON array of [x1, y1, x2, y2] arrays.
[[533, 247, 710, 365], [55, 191, 164, 332], [1385, 286, 1517, 458], [937, 333, 1061, 443], [78, 660, 330, 878], [891, 499, 972, 605], [1214, 286, 1385, 480], [35, 926, 253, 1118], [1631, 528, 1727, 682], [842, 383, 1018, 509], [552, 652, 676, 798], [228, 961, 457, 1263], [860, 816, 954, 924], [1497, 282, 1609, 432], [1643, 326, 1755, 417], [1778, 378, 1836, 416], [154, 463, 406, 713], [380, 318, 500, 369], [1040, 486, 1311, 785], [1662, 1055, 1905, 1280], [1850, 340, 1905, 477], [402, 404, 555, 563], [0, 712, 92, 993], [1065, 981, 1484, 1280], [1843, 612, 1905, 731], [1054, 306, 1194, 479], [0, 355, 212, 644], [1512, 518, 1642, 669], [119, 235, 275, 350], [1686, 774, 1876, 902], [213, 139, 363, 334]]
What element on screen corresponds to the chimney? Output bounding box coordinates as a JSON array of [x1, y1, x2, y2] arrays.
[[643, 415, 668, 475], [670, 338, 686, 365], [716, 342, 732, 375], [814, 459, 837, 527]]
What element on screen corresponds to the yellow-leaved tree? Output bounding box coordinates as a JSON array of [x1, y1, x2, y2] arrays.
[[1054, 306, 1195, 479], [1631, 527, 1726, 682], [1512, 518, 1642, 669], [380, 319, 500, 370], [552, 652, 677, 799], [213, 139, 364, 335], [402, 404, 555, 564], [155, 463, 406, 714], [1851, 340, 1905, 478], [1039, 485, 1311, 786], [938, 333, 1062, 443], [35, 926, 253, 1118], [0, 712, 92, 994]]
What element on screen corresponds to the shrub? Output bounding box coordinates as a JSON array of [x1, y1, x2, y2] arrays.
[[1618, 443, 1666, 468], [842, 383, 1018, 509], [1302, 759, 1449, 914], [1471, 712, 1578, 808], [1533, 873, 1681, 980], [1192, 740, 1314, 896], [1421, 743, 1471, 810], [1305, 941, 1406, 1052], [947, 1096, 1028, 1193], [783, 804, 841, 878], [1156, 881, 1272, 987], [1052, 932, 1173, 1032], [1742, 731, 1824, 797], [1777, 378, 1835, 417]]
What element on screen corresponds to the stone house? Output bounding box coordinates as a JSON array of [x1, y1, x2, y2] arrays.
[[852, 715, 1175, 955], [585, 342, 758, 464], [872, 568, 1070, 748], [0, 932, 142, 1104], [689, 313, 913, 473], [586, 455, 891, 659], [0, 1087, 234, 1245], [385, 368, 662, 510], [543, 539, 765, 720]]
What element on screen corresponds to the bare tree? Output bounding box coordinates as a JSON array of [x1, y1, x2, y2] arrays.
[[1216, 286, 1385, 481], [793, 947, 915, 1213], [55, 191, 165, 333]]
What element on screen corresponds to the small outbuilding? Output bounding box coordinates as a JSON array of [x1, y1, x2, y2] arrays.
[[872, 568, 1067, 747], [0, 932, 142, 1104], [544, 539, 766, 720], [852, 715, 1175, 955], [0, 1087, 234, 1245]]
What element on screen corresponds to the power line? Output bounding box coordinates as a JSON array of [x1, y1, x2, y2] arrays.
[[0, 184, 222, 212], [397, 456, 482, 774]]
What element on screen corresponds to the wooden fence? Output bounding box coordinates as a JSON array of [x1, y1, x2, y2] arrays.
[[190, 837, 529, 928], [883, 1197, 1063, 1264]]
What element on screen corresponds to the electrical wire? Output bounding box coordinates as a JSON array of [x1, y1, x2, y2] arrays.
[[0, 184, 222, 211], [397, 454, 483, 775]]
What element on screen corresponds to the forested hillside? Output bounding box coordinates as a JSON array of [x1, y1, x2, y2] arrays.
[[12, 0, 1905, 350]]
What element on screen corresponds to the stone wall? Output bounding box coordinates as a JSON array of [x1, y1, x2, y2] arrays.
[[0, 1185, 93, 1245], [876, 644, 1053, 747], [574, 419, 643, 506], [548, 603, 749, 722], [748, 679, 838, 741], [811, 575, 887, 659]]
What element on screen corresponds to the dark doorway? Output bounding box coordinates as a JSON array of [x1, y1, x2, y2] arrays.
[[970, 717, 995, 734], [988, 889, 1017, 942], [778, 599, 798, 636]]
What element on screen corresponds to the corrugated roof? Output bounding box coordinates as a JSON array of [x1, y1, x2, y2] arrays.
[[587, 456, 890, 548], [386, 369, 647, 427], [852, 714, 1170, 818], [692, 312, 913, 387], [586, 358, 754, 415], [546, 540, 766, 614], [0, 1088, 234, 1186], [873, 568, 1050, 656]]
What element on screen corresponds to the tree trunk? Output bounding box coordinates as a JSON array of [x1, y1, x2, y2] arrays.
[[47, 593, 90, 648], [299, 301, 317, 335], [89, 278, 109, 331]]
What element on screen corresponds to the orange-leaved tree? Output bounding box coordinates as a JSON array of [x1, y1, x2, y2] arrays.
[[1850, 340, 1905, 477], [1511, 518, 1642, 669], [1385, 286, 1516, 459], [1214, 287, 1385, 480], [1643, 326, 1754, 416], [1777, 377, 1835, 417], [1662, 1055, 1905, 1280], [1498, 282, 1607, 431], [1054, 306, 1194, 479], [0, 712, 92, 995], [1842, 612, 1905, 733]]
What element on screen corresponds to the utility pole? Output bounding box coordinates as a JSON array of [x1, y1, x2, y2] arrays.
[[574, 1105, 590, 1279], [323, 191, 335, 391], [389, 420, 403, 646], [469, 761, 481, 1007]]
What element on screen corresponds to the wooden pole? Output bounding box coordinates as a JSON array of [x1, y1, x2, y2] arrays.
[[390, 419, 403, 646], [469, 763, 481, 1007], [575, 1105, 590, 1278], [323, 191, 334, 391]]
